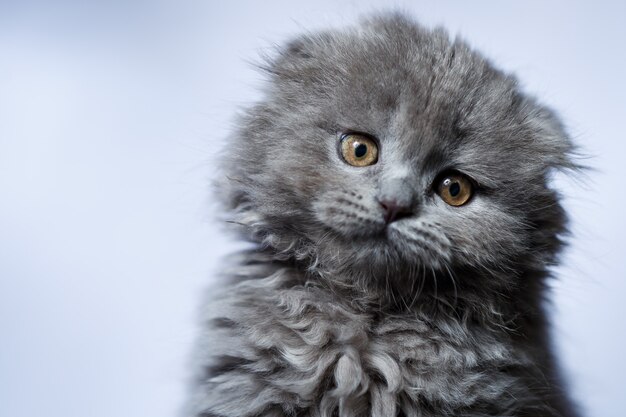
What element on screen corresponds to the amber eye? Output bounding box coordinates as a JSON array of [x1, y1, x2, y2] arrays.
[[340, 133, 378, 167], [437, 173, 473, 206]]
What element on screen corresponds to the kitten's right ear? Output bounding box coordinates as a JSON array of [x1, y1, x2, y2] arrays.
[[283, 36, 315, 59], [261, 33, 328, 78]]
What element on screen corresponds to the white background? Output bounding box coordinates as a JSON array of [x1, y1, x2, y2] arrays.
[[1, 1, 624, 416]]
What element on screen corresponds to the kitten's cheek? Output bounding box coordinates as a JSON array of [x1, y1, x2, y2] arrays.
[[311, 204, 359, 237], [311, 199, 346, 234], [311, 198, 385, 237]]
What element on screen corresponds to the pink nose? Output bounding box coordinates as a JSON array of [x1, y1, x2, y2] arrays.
[[379, 199, 412, 224]]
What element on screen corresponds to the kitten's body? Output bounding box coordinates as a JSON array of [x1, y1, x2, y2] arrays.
[[189, 14, 580, 417]]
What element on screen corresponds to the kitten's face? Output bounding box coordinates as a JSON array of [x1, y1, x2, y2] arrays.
[[223, 16, 573, 282]]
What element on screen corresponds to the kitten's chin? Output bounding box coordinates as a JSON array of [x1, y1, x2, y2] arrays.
[[313, 220, 453, 274], [387, 224, 453, 270]]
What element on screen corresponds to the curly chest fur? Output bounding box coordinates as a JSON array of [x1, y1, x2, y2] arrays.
[[196, 273, 540, 417]]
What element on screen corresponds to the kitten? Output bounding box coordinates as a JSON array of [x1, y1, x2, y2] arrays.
[[188, 13, 581, 417]]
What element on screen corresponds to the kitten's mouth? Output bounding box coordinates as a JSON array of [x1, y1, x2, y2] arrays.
[[383, 210, 413, 225], [379, 200, 414, 225]]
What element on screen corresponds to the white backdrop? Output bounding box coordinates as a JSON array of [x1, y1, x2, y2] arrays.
[[1, 1, 624, 416]]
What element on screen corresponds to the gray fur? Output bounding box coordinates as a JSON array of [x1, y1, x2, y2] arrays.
[[188, 13, 581, 417]]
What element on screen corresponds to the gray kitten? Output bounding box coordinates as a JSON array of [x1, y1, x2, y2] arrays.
[[188, 13, 581, 417]]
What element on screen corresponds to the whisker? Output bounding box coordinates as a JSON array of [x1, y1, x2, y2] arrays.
[[430, 266, 438, 310], [443, 261, 459, 308]]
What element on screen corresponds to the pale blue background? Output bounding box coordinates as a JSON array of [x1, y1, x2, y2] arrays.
[[1, 1, 624, 416]]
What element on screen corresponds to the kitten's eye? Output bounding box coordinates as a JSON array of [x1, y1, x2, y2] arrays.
[[437, 173, 473, 206], [340, 133, 378, 167]]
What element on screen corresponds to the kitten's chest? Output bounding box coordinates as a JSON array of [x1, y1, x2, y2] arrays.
[[264, 294, 523, 413]]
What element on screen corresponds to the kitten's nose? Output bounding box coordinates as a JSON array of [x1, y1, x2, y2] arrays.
[[379, 199, 413, 224]]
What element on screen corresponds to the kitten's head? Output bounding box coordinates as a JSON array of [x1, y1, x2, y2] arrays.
[[219, 14, 576, 287]]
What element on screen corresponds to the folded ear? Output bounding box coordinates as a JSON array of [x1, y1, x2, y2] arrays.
[[261, 32, 333, 80], [525, 99, 581, 172], [282, 35, 316, 59]]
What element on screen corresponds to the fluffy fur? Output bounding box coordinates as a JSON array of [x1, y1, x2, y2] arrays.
[[188, 14, 581, 417]]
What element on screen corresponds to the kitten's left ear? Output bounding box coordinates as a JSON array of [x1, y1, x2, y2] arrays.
[[526, 99, 581, 172]]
